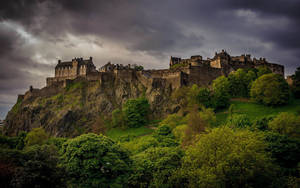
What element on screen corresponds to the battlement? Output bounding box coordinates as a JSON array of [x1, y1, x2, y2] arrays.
[[45, 51, 284, 89], [170, 50, 284, 76]]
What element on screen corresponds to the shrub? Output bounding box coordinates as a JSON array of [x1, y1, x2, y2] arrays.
[[123, 97, 150, 128], [264, 132, 300, 174], [212, 76, 231, 109], [257, 66, 272, 78], [129, 147, 183, 187], [159, 114, 186, 129], [250, 73, 290, 106], [227, 114, 252, 129], [268, 112, 300, 137], [60, 133, 131, 187], [24, 127, 48, 147], [252, 115, 275, 131], [179, 127, 276, 187], [196, 87, 213, 108]]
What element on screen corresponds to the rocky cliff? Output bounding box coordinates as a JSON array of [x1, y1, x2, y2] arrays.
[[4, 71, 180, 137]]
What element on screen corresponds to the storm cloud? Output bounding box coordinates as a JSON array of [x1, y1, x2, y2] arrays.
[[0, 0, 299, 118]]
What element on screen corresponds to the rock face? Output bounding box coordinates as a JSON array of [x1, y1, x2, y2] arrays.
[[4, 71, 179, 137]]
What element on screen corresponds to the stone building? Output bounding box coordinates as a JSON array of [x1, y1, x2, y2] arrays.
[[170, 49, 284, 76], [46, 50, 285, 88], [47, 57, 97, 86]]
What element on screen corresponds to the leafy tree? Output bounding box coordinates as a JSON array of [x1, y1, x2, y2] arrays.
[[182, 107, 207, 146], [196, 87, 213, 108], [129, 147, 183, 188], [228, 69, 258, 97], [264, 132, 300, 174], [228, 69, 249, 97], [123, 97, 150, 128], [60, 133, 131, 187], [172, 124, 188, 143], [250, 73, 290, 106], [252, 115, 275, 131], [257, 66, 272, 77], [268, 112, 300, 137], [153, 125, 179, 147], [212, 76, 231, 109], [0, 145, 64, 188], [199, 107, 217, 127], [24, 127, 49, 147], [179, 127, 276, 187], [159, 114, 186, 129], [11, 145, 64, 188]]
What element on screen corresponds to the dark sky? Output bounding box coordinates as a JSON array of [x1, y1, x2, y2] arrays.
[[0, 0, 300, 119]]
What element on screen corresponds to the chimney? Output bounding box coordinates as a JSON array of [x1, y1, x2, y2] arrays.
[[58, 60, 61, 64]]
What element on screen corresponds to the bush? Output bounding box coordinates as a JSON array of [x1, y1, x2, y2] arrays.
[[0, 145, 64, 188], [228, 69, 252, 97], [257, 66, 272, 78], [212, 76, 231, 109], [268, 112, 300, 137], [264, 132, 300, 174], [252, 115, 275, 131], [159, 114, 186, 129], [129, 147, 183, 187], [196, 87, 214, 108], [123, 97, 150, 128], [250, 73, 290, 106], [153, 125, 179, 147], [24, 127, 48, 147], [226, 114, 252, 129], [179, 127, 276, 187], [60, 133, 131, 187]]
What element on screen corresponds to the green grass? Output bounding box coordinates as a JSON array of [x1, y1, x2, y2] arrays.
[[106, 126, 154, 140], [216, 99, 300, 125]]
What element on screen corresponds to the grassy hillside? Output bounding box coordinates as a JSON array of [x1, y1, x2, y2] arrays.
[[106, 126, 154, 140], [216, 98, 300, 125]]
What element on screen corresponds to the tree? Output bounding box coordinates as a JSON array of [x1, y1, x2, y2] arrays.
[[11, 145, 64, 188], [264, 132, 300, 174], [159, 114, 186, 129], [228, 69, 258, 98], [60, 133, 131, 187], [24, 127, 48, 147], [228, 69, 249, 97], [179, 127, 276, 187], [129, 147, 183, 187], [257, 66, 272, 78], [0, 145, 64, 188], [196, 87, 213, 108], [123, 97, 150, 128], [212, 76, 231, 109], [250, 73, 290, 106], [268, 112, 300, 137]]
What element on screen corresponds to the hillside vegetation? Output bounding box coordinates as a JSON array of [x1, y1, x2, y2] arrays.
[[1, 66, 300, 187]]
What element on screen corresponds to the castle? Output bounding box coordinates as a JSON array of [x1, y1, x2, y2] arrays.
[[46, 50, 284, 89]]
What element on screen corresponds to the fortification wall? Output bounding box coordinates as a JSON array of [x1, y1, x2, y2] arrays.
[[184, 66, 223, 86]]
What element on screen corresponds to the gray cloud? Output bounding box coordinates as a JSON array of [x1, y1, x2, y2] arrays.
[[0, 0, 300, 119]]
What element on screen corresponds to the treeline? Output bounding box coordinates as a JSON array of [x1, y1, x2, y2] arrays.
[[0, 66, 299, 188]]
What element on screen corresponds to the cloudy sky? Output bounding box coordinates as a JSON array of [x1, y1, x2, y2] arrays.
[[0, 0, 300, 119]]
